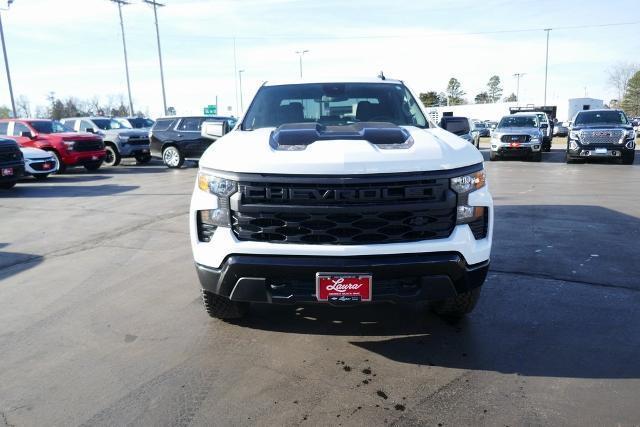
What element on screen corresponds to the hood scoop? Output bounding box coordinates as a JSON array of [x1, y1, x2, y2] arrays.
[[269, 122, 413, 151]]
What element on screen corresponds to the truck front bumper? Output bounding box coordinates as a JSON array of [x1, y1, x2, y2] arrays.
[[196, 252, 489, 304]]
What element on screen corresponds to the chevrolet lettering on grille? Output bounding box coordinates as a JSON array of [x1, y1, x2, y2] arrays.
[[240, 185, 435, 202]]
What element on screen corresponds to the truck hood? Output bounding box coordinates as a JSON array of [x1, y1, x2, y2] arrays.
[[98, 129, 148, 137], [200, 126, 483, 175], [492, 127, 541, 137], [20, 147, 54, 160]]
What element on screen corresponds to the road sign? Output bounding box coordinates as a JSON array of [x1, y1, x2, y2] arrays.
[[203, 105, 217, 115]]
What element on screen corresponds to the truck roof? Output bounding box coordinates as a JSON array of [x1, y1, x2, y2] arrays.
[[263, 77, 403, 86]]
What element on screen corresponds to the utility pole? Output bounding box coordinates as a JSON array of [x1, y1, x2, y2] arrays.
[[143, 0, 167, 116], [513, 72, 526, 105], [238, 70, 244, 114], [233, 37, 238, 116], [0, 0, 16, 118], [110, 0, 134, 115], [543, 28, 551, 106], [295, 50, 309, 79]]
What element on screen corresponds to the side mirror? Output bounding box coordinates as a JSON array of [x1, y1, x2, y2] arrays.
[[201, 121, 229, 140], [21, 131, 35, 139], [85, 128, 95, 134], [540, 123, 549, 129]]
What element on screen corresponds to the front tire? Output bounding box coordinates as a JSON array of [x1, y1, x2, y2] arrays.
[[163, 146, 184, 169], [622, 151, 635, 165], [431, 287, 482, 319], [103, 145, 121, 167], [202, 290, 249, 320], [0, 181, 16, 189], [51, 151, 66, 174], [135, 152, 152, 165], [84, 161, 102, 171]]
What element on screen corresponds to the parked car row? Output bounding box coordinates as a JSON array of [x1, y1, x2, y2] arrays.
[[489, 109, 636, 165]]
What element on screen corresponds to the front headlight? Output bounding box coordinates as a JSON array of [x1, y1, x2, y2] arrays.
[[197, 173, 237, 197], [451, 169, 487, 225], [196, 172, 238, 228], [569, 130, 580, 140], [62, 141, 75, 150], [119, 136, 130, 142], [625, 129, 636, 139], [450, 170, 486, 194]]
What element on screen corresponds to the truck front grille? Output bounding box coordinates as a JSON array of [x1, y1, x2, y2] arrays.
[[579, 129, 624, 145], [127, 137, 149, 146], [231, 174, 457, 245], [501, 134, 531, 143], [0, 147, 21, 162], [74, 140, 104, 152]]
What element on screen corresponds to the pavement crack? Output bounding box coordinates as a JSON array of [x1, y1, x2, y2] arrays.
[[490, 268, 639, 293], [0, 411, 15, 427]]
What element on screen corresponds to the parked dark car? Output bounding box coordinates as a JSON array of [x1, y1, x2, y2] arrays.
[[566, 109, 635, 165], [0, 138, 25, 189], [149, 116, 234, 168], [438, 116, 480, 148], [474, 121, 491, 137], [553, 121, 569, 137]]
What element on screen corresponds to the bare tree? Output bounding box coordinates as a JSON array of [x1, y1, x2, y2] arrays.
[[16, 95, 31, 118], [608, 62, 640, 102]]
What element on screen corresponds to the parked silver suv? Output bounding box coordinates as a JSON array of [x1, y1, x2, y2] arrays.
[[490, 114, 543, 161], [61, 117, 151, 166]]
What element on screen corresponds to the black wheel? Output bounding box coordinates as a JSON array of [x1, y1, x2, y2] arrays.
[[622, 151, 635, 165], [84, 161, 102, 171], [162, 146, 184, 169], [135, 153, 152, 165], [489, 151, 499, 161], [103, 144, 121, 167], [51, 151, 66, 174], [33, 174, 50, 181], [531, 151, 542, 162], [0, 181, 16, 189], [431, 287, 482, 319], [202, 290, 249, 320]]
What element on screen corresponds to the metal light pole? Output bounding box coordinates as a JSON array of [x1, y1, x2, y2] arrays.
[[513, 72, 526, 105], [0, 0, 16, 118], [143, 0, 167, 116], [543, 28, 551, 106], [233, 37, 238, 116], [238, 70, 244, 114], [295, 50, 308, 79], [110, 0, 134, 115]]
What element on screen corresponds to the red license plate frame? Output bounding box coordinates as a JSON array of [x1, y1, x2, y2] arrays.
[[316, 273, 372, 302]]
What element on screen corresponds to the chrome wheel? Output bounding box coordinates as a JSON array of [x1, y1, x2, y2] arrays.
[[163, 146, 183, 168]]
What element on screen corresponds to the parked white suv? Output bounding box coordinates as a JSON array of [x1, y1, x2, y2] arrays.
[[190, 78, 493, 320]]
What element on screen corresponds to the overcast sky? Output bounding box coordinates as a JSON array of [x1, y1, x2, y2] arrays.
[[0, 0, 638, 118]]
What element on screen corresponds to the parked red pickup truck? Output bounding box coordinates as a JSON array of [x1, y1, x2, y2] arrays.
[[0, 119, 106, 172]]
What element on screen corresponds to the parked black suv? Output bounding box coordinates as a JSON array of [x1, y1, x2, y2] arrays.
[[0, 138, 25, 189], [150, 116, 236, 168], [566, 109, 636, 165]]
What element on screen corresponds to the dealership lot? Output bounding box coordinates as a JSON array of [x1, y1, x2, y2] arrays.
[[0, 145, 639, 426]]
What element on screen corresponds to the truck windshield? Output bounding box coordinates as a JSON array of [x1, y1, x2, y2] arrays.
[[125, 118, 155, 128], [28, 120, 73, 134], [499, 116, 539, 128], [242, 83, 428, 130], [92, 118, 131, 130], [575, 111, 628, 126]]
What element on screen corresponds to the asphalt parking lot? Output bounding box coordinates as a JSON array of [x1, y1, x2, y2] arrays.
[[1, 142, 639, 426]]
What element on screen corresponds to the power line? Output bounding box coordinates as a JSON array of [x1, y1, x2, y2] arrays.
[[149, 20, 640, 41]]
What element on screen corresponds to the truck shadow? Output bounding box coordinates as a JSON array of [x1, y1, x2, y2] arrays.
[[0, 243, 44, 282], [0, 184, 139, 198], [230, 204, 640, 379]]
